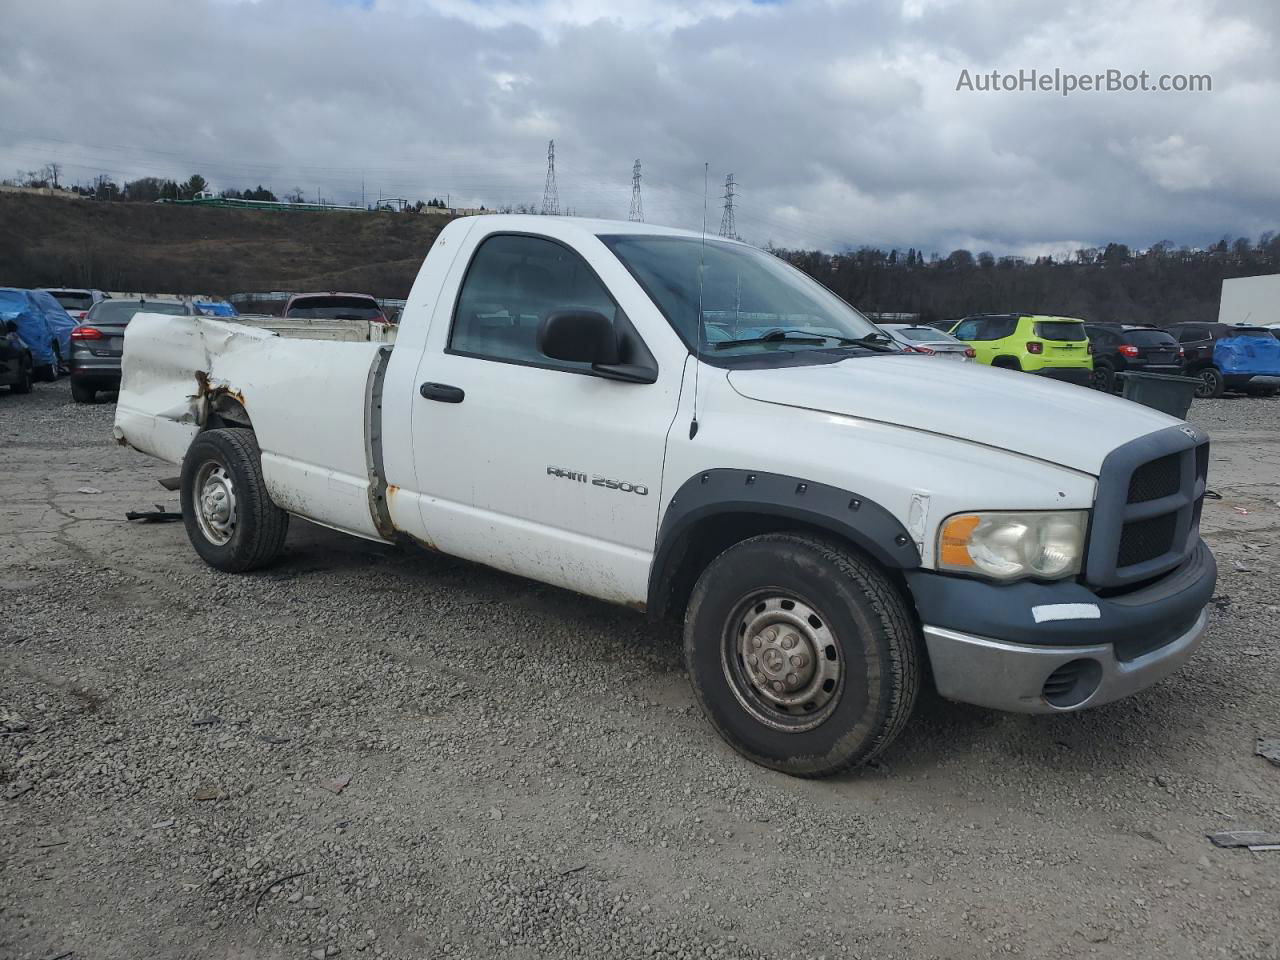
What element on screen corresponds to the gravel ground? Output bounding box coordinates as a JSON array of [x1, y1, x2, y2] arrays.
[[2, 380, 1278, 960]]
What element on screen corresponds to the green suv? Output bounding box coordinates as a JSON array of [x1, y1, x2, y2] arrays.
[[949, 313, 1093, 386]]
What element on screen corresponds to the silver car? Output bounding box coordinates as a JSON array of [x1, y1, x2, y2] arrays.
[[878, 323, 974, 360]]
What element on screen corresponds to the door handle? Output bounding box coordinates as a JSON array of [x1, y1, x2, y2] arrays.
[[419, 382, 465, 403]]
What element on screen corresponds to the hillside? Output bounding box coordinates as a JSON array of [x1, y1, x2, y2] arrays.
[[0, 193, 449, 297]]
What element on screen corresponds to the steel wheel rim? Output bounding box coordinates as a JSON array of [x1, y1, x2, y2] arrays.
[[1196, 370, 1216, 397], [721, 592, 843, 733], [193, 461, 237, 545]]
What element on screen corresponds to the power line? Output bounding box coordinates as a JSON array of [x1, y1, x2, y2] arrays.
[[718, 173, 736, 239], [628, 159, 643, 222], [541, 139, 560, 216]]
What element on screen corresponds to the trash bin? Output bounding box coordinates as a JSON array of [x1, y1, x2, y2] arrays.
[[1116, 371, 1201, 419]]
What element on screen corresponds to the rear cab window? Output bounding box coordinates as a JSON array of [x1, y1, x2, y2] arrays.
[[286, 296, 384, 321]]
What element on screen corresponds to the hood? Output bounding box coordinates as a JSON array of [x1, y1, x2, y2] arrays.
[[727, 355, 1180, 474]]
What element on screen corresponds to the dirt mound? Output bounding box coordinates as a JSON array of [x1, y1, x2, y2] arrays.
[[0, 193, 449, 298]]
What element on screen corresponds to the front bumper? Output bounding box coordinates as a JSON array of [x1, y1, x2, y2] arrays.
[[922, 610, 1207, 713], [907, 540, 1216, 712]]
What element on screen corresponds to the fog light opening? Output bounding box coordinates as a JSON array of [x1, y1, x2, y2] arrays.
[[1041, 659, 1103, 708]]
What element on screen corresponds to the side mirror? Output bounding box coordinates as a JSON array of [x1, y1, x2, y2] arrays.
[[538, 310, 619, 365]]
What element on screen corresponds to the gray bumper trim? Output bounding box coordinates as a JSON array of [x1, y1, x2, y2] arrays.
[[922, 608, 1208, 713]]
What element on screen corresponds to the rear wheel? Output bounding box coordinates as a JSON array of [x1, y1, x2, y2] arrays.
[[180, 428, 289, 572], [991, 356, 1021, 371], [1195, 367, 1224, 399], [34, 363, 56, 383], [70, 380, 96, 403], [1090, 364, 1115, 392], [683, 533, 921, 778], [10, 357, 32, 394]]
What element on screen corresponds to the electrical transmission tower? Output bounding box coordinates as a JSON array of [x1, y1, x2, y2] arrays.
[[541, 139, 560, 216], [628, 159, 643, 222], [718, 173, 736, 238]]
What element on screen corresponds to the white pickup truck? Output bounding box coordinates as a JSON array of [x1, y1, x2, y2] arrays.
[[114, 215, 1216, 777]]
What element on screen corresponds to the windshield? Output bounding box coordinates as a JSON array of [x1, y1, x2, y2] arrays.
[[892, 326, 958, 343], [601, 235, 881, 357], [286, 296, 384, 321], [50, 291, 93, 310], [1034, 320, 1087, 342], [88, 301, 189, 323]]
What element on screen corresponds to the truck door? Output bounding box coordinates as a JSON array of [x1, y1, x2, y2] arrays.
[[406, 232, 683, 605]]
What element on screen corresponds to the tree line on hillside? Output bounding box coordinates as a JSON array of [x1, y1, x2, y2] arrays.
[[779, 232, 1280, 326]]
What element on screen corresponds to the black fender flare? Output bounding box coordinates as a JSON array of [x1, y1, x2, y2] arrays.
[[647, 469, 921, 619]]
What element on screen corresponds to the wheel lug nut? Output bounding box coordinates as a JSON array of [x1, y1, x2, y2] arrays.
[[786, 672, 797, 685], [790, 655, 803, 668], [752, 637, 762, 649], [782, 635, 796, 650], [748, 655, 759, 669], [771, 681, 784, 693]]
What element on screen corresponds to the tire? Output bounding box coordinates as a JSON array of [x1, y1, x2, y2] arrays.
[[1090, 364, 1114, 392], [991, 357, 1022, 372], [10, 357, 32, 394], [179, 428, 289, 572], [70, 380, 96, 403], [1195, 367, 1224, 399], [34, 363, 57, 383], [683, 533, 921, 778]]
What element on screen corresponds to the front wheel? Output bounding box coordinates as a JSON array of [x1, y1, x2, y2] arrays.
[[1195, 367, 1224, 399], [683, 533, 921, 777], [180, 428, 289, 572]]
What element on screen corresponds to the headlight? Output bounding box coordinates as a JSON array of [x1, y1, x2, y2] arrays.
[[938, 511, 1087, 581]]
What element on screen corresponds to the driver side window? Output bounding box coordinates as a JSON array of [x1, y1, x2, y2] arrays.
[[450, 234, 619, 370]]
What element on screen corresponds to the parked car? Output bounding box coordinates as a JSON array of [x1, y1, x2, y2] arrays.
[[948, 313, 1093, 385], [116, 215, 1216, 778], [0, 288, 73, 380], [1164, 322, 1280, 398], [878, 323, 974, 360], [194, 301, 238, 318], [70, 298, 192, 403], [44, 288, 109, 323], [0, 316, 34, 394], [1084, 324, 1183, 392], [283, 292, 387, 323]]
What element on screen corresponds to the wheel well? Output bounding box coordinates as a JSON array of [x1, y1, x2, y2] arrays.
[[991, 355, 1021, 370], [654, 511, 911, 625], [206, 394, 253, 430]]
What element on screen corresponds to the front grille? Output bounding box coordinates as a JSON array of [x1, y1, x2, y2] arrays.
[[1085, 426, 1209, 588], [1118, 513, 1178, 567], [1127, 453, 1181, 502]]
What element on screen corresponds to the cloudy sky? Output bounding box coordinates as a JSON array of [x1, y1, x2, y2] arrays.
[[2, 0, 1276, 255]]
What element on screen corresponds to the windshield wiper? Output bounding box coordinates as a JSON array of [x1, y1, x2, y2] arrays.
[[712, 330, 834, 350], [842, 332, 898, 353]]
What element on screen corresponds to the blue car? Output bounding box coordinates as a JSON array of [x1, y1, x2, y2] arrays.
[[0, 288, 75, 380]]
